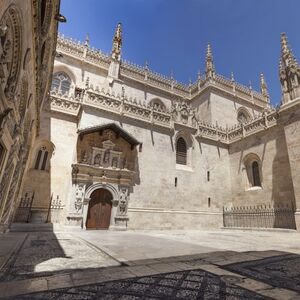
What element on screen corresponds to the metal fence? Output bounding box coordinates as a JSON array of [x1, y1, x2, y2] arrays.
[[46, 195, 63, 223], [223, 204, 296, 229], [13, 192, 35, 222], [14, 193, 63, 224]]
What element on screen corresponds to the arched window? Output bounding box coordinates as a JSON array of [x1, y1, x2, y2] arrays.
[[34, 147, 49, 170], [237, 108, 251, 124], [94, 154, 101, 166], [243, 153, 262, 190], [41, 0, 47, 25], [51, 72, 71, 95], [176, 137, 187, 165], [150, 99, 166, 112], [252, 161, 261, 187]]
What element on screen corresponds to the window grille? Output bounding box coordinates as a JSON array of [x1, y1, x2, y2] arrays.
[[35, 147, 49, 171], [176, 137, 187, 165], [51, 72, 71, 95]]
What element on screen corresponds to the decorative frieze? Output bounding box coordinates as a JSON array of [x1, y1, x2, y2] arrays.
[[50, 86, 280, 145]]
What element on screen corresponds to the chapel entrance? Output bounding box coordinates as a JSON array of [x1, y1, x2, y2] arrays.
[[86, 189, 112, 229]]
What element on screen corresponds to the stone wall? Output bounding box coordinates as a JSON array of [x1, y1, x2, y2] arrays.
[[0, 0, 60, 231]]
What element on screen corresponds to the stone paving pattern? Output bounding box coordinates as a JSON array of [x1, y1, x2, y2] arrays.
[[1, 229, 300, 299], [9, 269, 271, 300]]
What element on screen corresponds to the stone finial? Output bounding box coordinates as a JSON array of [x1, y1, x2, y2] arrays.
[[111, 22, 122, 61], [144, 60, 149, 71], [205, 43, 215, 79], [197, 70, 201, 81], [260, 73, 270, 101], [248, 80, 252, 90], [231, 72, 235, 82], [281, 33, 290, 58], [84, 34, 90, 47], [279, 33, 300, 104]]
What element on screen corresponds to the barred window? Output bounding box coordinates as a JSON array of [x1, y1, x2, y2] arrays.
[[35, 147, 49, 171], [252, 161, 261, 187], [51, 72, 71, 95], [176, 137, 187, 165]]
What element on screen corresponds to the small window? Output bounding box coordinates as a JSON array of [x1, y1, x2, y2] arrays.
[[176, 137, 187, 165], [51, 72, 71, 95], [207, 171, 210, 182], [34, 147, 49, 171], [41, 0, 47, 25], [0, 143, 5, 166], [237, 108, 251, 124], [175, 177, 177, 187], [150, 99, 166, 112], [75, 87, 83, 98], [252, 161, 261, 187]]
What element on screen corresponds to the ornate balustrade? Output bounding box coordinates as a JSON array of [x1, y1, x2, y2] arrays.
[[49, 89, 81, 115], [49, 85, 279, 145]]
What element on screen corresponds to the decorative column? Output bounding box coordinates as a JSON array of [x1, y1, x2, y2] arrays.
[[113, 186, 129, 230]]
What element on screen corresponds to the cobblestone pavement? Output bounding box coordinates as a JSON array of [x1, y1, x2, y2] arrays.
[[9, 269, 271, 300], [1, 229, 300, 299], [225, 253, 300, 293]]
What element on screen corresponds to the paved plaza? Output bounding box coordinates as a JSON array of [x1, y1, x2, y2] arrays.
[[0, 229, 300, 299]]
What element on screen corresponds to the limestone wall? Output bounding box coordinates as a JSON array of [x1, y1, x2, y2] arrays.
[[78, 107, 232, 229], [228, 125, 295, 208], [209, 91, 263, 127]]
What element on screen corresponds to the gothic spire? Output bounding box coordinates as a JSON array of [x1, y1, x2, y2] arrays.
[[279, 33, 300, 104], [84, 34, 90, 47], [205, 43, 215, 79], [111, 22, 122, 61], [260, 73, 269, 101]]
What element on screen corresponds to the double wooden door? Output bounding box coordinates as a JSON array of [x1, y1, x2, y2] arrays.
[[86, 189, 112, 229]]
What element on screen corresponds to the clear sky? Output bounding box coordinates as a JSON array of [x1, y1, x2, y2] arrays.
[[59, 0, 300, 105]]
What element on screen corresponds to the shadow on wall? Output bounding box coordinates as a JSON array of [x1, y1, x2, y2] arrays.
[[13, 96, 57, 225], [272, 127, 296, 229]]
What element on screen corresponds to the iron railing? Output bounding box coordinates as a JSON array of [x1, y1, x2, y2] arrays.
[[223, 204, 296, 229], [13, 192, 35, 222]]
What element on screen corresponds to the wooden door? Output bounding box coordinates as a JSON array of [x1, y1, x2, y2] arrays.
[[86, 189, 112, 229]]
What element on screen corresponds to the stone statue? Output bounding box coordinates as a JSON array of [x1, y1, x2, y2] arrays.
[[119, 188, 128, 215]]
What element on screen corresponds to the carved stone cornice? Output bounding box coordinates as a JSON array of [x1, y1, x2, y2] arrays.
[[49, 88, 282, 145], [56, 33, 269, 108]]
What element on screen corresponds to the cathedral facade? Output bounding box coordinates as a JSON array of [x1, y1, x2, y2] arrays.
[[11, 22, 300, 231]]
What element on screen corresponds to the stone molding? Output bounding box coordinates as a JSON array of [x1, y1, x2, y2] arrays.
[[49, 87, 280, 145]]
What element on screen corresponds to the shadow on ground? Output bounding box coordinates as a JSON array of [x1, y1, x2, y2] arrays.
[[1, 230, 300, 299]]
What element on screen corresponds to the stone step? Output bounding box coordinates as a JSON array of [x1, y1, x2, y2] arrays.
[[10, 223, 61, 232]]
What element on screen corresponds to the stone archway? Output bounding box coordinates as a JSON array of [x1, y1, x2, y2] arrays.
[[82, 183, 119, 230], [86, 189, 112, 229]]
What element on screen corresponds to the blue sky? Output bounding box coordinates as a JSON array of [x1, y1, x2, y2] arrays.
[[59, 0, 300, 105]]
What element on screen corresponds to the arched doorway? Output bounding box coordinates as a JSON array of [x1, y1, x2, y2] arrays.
[[86, 189, 112, 229]]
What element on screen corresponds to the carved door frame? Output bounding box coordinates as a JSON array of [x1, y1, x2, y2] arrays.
[[82, 183, 119, 230]]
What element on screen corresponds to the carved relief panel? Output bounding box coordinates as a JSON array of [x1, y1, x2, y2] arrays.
[[0, 6, 22, 101], [77, 128, 136, 171]]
